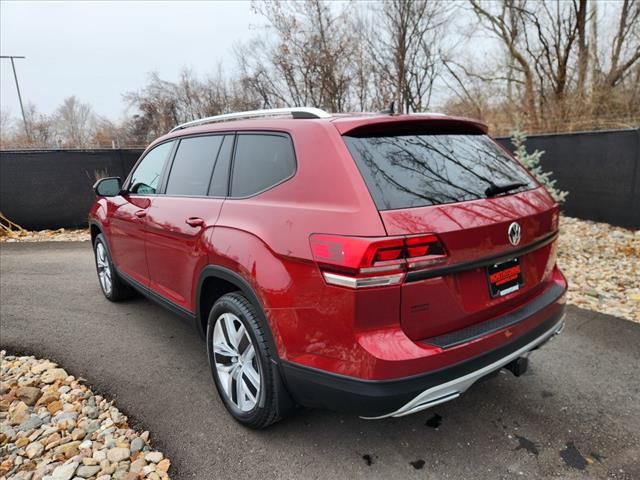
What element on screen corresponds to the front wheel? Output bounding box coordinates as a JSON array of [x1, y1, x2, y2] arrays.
[[206, 292, 293, 428], [93, 233, 134, 301]]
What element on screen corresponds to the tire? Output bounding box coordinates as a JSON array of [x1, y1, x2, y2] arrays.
[[93, 233, 135, 301], [206, 292, 293, 428]]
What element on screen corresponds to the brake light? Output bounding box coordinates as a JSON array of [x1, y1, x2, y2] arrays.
[[310, 234, 447, 288], [406, 235, 444, 257]]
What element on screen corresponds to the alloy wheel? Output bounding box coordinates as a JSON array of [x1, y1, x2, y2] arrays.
[[212, 312, 261, 412], [95, 242, 112, 295]]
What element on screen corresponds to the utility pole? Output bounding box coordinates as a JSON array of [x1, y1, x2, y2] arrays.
[[0, 55, 29, 139]]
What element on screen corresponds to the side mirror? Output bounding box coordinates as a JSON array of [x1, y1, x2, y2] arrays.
[[94, 177, 122, 197]]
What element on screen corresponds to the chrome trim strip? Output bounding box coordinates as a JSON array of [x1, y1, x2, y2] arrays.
[[170, 107, 331, 132], [405, 230, 559, 283], [361, 314, 565, 419], [358, 264, 402, 274], [322, 272, 404, 288]]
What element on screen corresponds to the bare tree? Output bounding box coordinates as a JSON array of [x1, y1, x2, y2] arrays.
[[54, 96, 96, 148], [2, 104, 56, 149], [5, 0, 637, 148], [124, 68, 260, 144], [239, 0, 360, 111], [363, 0, 452, 113], [0, 110, 13, 148], [453, 0, 640, 133]]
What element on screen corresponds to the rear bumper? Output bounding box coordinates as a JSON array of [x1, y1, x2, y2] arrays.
[[281, 303, 565, 418]]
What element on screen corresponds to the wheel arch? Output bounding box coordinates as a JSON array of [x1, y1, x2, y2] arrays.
[[196, 265, 281, 361], [89, 221, 102, 245]]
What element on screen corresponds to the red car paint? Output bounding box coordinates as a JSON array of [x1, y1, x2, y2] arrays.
[[89, 113, 567, 385]]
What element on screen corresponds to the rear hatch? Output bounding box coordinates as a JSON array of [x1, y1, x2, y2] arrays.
[[341, 118, 559, 341]]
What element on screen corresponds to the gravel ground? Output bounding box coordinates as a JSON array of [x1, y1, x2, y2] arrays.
[[0, 353, 171, 480], [0, 229, 90, 243], [558, 217, 639, 322]]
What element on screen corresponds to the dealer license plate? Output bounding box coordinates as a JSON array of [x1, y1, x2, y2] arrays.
[[487, 258, 523, 297]]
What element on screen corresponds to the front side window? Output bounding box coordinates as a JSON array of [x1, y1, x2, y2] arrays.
[[231, 134, 296, 198], [165, 135, 224, 196], [129, 141, 174, 195]]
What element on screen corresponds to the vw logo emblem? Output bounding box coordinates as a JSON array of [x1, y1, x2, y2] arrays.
[[508, 222, 522, 246]]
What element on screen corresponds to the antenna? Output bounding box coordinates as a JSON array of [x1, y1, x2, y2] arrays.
[[380, 101, 395, 115]]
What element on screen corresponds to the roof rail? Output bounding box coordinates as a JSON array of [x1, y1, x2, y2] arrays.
[[169, 107, 331, 132]]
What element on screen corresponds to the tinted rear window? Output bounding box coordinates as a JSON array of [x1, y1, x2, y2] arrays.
[[166, 135, 223, 196], [209, 135, 234, 197], [231, 133, 296, 197], [343, 134, 535, 210]]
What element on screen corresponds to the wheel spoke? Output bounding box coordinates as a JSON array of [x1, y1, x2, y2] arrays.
[[242, 376, 257, 404], [234, 324, 247, 351], [216, 363, 234, 373], [224, 370, 234, 400], [243, 363, 260, 390], [233, 366, 245, 410], [222, 314, 238, 348], [241, 344, 255, 363], [213, 340, 236, 358]]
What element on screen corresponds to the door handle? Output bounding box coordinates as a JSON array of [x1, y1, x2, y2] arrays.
[[134, 210, 147, 218], [186, 217, 205, 227]]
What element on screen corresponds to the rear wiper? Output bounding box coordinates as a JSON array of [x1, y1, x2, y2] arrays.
[[485, 182, 527, 197]]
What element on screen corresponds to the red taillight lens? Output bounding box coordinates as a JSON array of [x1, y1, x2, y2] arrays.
[[309, 234, 447, 288], [406, 234, 443, 257], [374, 246, 404, 262], [310, 235, 405, 273]]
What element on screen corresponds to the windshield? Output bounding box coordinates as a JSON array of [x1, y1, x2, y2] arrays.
[[343, 134, 536, 210]]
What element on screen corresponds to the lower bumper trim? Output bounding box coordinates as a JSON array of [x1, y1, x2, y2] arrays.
[[423, 282, 565, 349], [361, 314, 565, 419], [280, 305, 566, 418]]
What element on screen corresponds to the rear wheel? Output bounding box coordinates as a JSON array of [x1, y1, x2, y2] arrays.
[[93, 233, 134, 301], [206, 292, 293, 428]]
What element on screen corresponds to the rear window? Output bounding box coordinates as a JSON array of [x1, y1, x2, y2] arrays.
[[166, 135, 223, 196], [343, 134, 536, 210], [230, 133, 296, 197]]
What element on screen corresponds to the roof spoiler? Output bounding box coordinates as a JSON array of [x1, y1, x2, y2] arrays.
[[335, 115, 489, 136]]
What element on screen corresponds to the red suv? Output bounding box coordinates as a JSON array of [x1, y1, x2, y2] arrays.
[[90, 107, 567, 428]]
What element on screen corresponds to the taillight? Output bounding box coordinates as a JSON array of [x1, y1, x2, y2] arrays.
[[310, 234, 447, 288]]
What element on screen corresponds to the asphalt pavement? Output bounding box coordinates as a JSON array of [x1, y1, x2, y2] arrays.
[[1, 242, 639, 479]]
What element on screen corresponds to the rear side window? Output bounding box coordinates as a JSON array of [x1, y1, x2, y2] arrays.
[[165, 135, 224, 196], [231, 133, 295, 197], [343, 134, 535, 210], [209, 135, 233, 197]]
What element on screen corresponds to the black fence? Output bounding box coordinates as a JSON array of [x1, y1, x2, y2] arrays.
[[497, 128, 639, 229], [0, 149, 142, 230], [0, 128, 638, 230]]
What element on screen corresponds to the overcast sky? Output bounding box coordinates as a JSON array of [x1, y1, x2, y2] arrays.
[[0, 0, 258, 121]]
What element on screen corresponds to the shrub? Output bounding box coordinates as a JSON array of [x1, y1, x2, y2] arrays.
[[511, 131, 568, 204]]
